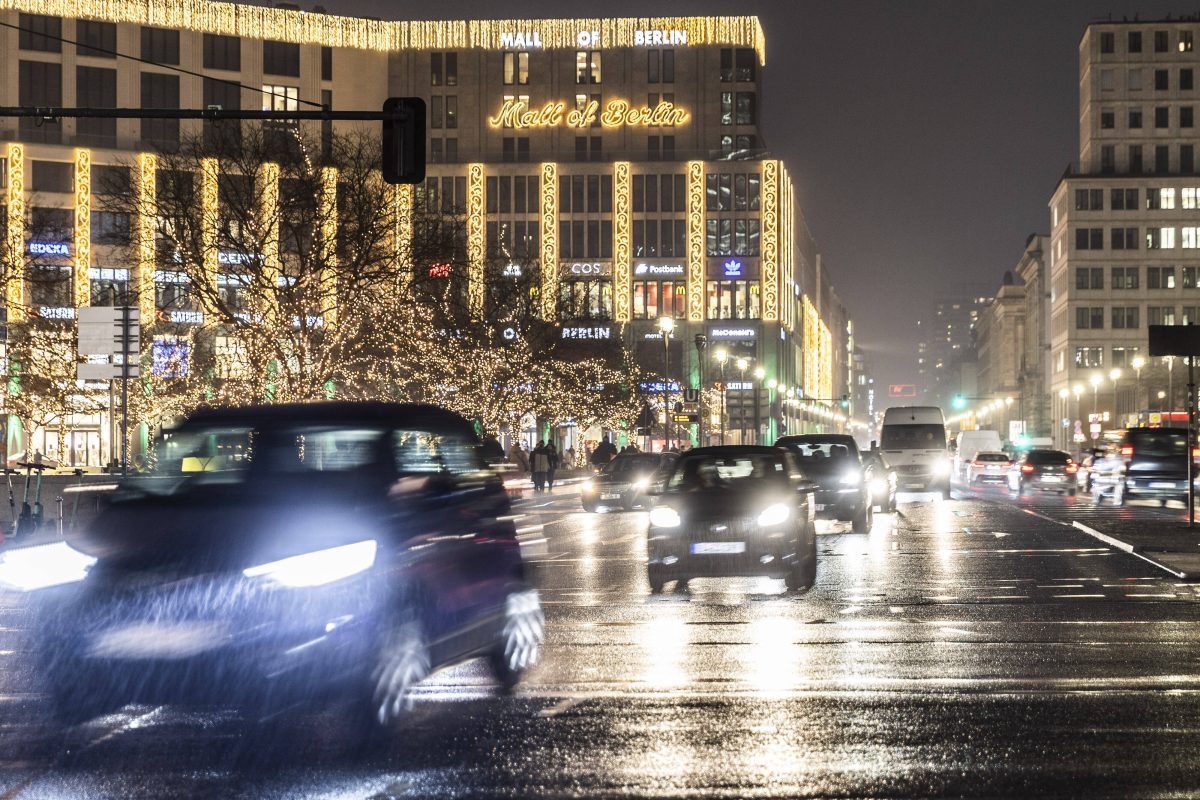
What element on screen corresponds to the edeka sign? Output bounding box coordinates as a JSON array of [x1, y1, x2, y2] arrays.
[[488, 99, 689, 130], [28, 241, 69, 257]]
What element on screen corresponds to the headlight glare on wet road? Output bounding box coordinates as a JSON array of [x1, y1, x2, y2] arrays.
[[840, 472, 862, 486], [0, 541, 96, 592], [756, 503, 790, 527], [243, 539, 377, 588], [648, 506, 682, 528]]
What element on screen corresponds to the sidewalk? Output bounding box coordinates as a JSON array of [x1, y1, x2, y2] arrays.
[[1070, 508, 1200, 580]]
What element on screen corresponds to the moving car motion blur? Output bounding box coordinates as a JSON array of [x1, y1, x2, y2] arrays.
[[861, 448, 898, 512], [1091, 427, 1192, 507], [4, 403, 544, 730], [1008, 449, 1078, 497], [645, 446, 817, 594], [581, 452, 676, 512], [775, 434, 873, 531]]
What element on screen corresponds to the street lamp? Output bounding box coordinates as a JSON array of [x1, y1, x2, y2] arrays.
[[714, 347, 729, 445], [736, 357, 749, 444], [753, 366, 765, 445], [658, 316, 674, 452], [1131, 356, 1146, 424]]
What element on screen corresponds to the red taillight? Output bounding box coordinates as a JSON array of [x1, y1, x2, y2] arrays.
[[1193, 447, 1200, 460], [1066, 464, 1078, 474], [1020, 464, 1034, 473], [972, 460, 984, 466], [1120, 445, 1133, 457]]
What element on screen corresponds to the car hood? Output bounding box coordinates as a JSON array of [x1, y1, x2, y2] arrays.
[[660, 489, 793, 521]]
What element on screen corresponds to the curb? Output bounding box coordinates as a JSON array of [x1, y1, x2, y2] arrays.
[[1071, 520, 1191, 580]]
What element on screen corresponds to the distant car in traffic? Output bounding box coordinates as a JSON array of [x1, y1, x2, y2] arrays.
[[1008, 449, 1078, 497], [861, 449, 898, 512], [1092, 427, 1192, 507], [879, 406, 951, 499], [775, 434, 874, 531], [954, 429, 1004, 480], [966, 451, 1012, 486], [581, 452, 676, 512], [5, 402, 544, 732], [645, 446, 817, 594]]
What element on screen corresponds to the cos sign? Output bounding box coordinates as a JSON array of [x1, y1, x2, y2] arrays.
[[565, 262, 610, 276]]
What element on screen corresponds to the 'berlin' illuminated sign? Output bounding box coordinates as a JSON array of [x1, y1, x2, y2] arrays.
[[28, 242, 69, 257], [562, 326, 611, 340], [635, 29, 688, 46], [489, 99, 689, 129]]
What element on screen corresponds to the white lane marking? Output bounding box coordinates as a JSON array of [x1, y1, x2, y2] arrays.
[[1052, 594, 1106, 599], [838, 606, 862, 614]]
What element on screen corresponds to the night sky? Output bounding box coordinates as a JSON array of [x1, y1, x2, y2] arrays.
[[297, 0, 1200, 387]]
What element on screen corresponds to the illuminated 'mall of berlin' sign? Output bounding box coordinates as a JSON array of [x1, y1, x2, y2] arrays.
[[489, 99, 689, 129]]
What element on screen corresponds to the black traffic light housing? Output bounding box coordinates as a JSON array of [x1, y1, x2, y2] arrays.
[[382, 97, 426, 185]]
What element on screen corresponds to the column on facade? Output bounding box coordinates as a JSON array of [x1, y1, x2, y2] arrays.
[[199, 156, 220, 316], [6, 143, 25, 322], [319, 165, 338, 327], [466, 163, 485, 320], [613, 161, 632, 323], [685, 160, 704, 322], [135, 153, 157, 323], [539, 162, 558, 321], [73, 148, 92, 309], [258, 162, 281, 319]]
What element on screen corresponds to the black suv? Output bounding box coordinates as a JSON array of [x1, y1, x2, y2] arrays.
[[1092, 427, 1192, 506], [581, 452, 676, 512], [775, 434, 873, 532], [1008, 449, 1078, 497], [4, 403, 544, 731]]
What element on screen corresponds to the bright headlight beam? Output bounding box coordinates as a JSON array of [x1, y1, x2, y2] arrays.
[[648, 506, 681, 528], [243, 540, 377, 588], [840, 472, 862, 486], [756, 503, 790, 527], [0, 541, 97, 592]]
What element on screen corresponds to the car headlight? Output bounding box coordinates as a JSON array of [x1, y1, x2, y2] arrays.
[[933, 460, 951, 476], [869, 478, 888, 495], [632, 476, 650, 490], [243, 540, 377, 588], [840, 471, 862, 486], [0, 541, 97, 592], [582, 479, 596, 493], [648, 506, 681, 528], [756, 503, 790, 527]]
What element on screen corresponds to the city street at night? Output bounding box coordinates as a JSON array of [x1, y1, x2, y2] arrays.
[[4, 485, 1200, 798]]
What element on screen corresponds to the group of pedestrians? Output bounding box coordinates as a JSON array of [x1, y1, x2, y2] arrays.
[[505, 440, 561, 492]]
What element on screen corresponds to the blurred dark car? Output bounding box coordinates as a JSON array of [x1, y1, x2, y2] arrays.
[[1008, 449, 1078, 497], [965, 451, 1012, 485], [1092, 427, 1192, 506], [646, 446, 817, 593], [861, 450, 897, 512], [581, 452, 676, 512], [775, 434, 873, 531], [3, 403, 543, 730]]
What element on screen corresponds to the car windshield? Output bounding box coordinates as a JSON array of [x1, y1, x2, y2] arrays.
[[1026, 450, 1070, 464], [881, 424, 945, 449], [1127, 430, 1188, 457], [666, 452, 789, 492], [784, 441, 856, 462], [126, 424, 388, 495], [603, 455, 662, 475], [976, 452, 1010, 462]]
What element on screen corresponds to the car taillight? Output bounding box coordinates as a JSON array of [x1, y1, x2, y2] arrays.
[[1193, 447, 1200, 460], [1066, 464, 1078, 474], [972, 460, 984, 466], [1120, 446, 1133, 457], [1020, 464, 1034, 473]]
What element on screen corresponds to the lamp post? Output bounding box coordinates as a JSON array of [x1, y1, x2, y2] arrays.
[[736, 357, 749, 444], [1109, 368, 1122, 427], [1072, 383, 1084, 446], [1090, 373, 1103, 440], [694, 333, 707, 447], [1058, 388, 1070, 450], [659, 316, 674, 452], [1131, 356, 1146, 425], [766, 378, 778, 442], [753, 366, 765, 445], [1166, 356, 1176, 418], [714, 347, 729, 445]]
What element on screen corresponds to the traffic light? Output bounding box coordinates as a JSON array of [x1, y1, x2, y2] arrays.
[[952, 394, 967, 410], [839, 394, 850, 410], [382, 97, 426, 184]]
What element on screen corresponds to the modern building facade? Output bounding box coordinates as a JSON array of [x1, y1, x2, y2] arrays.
[[0, 1, 854, 466], [1048, 18, 1200, 449]]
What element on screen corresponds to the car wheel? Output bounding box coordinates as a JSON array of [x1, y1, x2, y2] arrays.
[[367, 613, 431, 728], [622, 495, 637, 512], [648, 565, 666, 594], [1067, 487, 1077, 497], [581, 500, 597, 512], [786, 528, 818, 591], [489, 586, 544, 692]]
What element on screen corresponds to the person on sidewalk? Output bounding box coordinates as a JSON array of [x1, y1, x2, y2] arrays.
[[546, 443, 559, 490], [507, 441, 529, 473], [531, 442, 549, 492]]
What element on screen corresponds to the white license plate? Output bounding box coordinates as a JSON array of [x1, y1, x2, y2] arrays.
[[1041, 476, 1062, 482], [1151, 482, 1178, 489], [908, 484, 925, 490], [987, 466, 1000, 472], [89, 620, 229, 660], [814, 503, 826, 511], [691, 541, 746, 555], [600, 493, 621, 500]]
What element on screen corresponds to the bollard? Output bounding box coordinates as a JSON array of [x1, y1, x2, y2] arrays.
[[57, 496, 64, 538]]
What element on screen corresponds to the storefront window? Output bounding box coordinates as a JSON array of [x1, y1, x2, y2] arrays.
[[706, 280, 760, 320], [632, 280, 686, 319], [559, 279, 612, 321]]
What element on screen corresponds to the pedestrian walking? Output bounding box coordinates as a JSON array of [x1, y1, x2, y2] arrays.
[[591, 436, 617, 468], [507, 441, 529, 473], [546, 443, 559, 490], [531, 442, 549, 492]]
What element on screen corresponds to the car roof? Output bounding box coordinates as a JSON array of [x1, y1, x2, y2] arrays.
[[679, 445, 786, 458], [180, 402, 478, 438], [976, 451, 1009, 457], [776, 434, 856, 445]]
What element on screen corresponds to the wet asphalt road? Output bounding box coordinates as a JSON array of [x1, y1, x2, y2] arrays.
[[4, 484, 1200, 798]]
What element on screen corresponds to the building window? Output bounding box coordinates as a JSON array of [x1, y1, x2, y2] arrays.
[[1101, 110, 1115, 129], [575, 50, 601, 84], [735, 48, 756, 81], [1112, 306, 1140, 329], [1111, 266, 1139, 289], [1183, 227, 1200, 248], [720, 92, 733, 126], [1130, 145, 1144, 173], [1157, 142, 1170, 168], [1183, 107, 1195, 128], [1129, 31, 1143, 52], [1148, 266, 1176, 288], [1075, 188, 1104, 210], [77, 20, 116, 57], [501, 137, 530, 163], [1110, 347, 1141, 368], [1075, 347, 1104, 368], [1075, 267, 1103, 289], [1101, 69, 1115, 91], [1185, 188, 1200, 208], [1156, 30, 1169, 52], [1076, 307, 1105, 329], [1185, 307, 1200, 324], [707, 280, 760, 320], [1181, 31, 1195, 52], [706, 219, 733, 255], [76, 66, 117, 145], [735, 92, 756, 125], [1156, 106, 1170, 128], [1129, 69, 1143, 91], [1184, 267, 1200, 288], [577, 93, 602, 127], [430, 52, 457, 86], [574, 136, 602, 162], [1109, 188, 1137, 210], [1184, 145, 1196, 174], [19, 13, 61, 52], [1184, 69, 1195, 91], [503, 52, 529, 85], [1101, 146, 1116, 174], [1148, 187, 1176, 209], [1148, 306, 1177, 326], [320, 46, 333, 81], [88, 267, 129, 305], [1099, 32, 1114, 53], [1111, 227, 1138, 250], [1075, 228, 1104, 250], [263, 40, 300, 77], [633, 280, 686, 319], [141, 72, 180, 145], [648, 49, 675, 83], [559, 279, 612, 320], [141, 26, 179, 65], [1147, 227, 1176, 249], [720, 48, 733, 82], [1156, 69, 1169, 91], [203, 34, 240, 71], [91, 211, 129, 248], [203, 77, 241, 148], [262, 84, 298, 112]]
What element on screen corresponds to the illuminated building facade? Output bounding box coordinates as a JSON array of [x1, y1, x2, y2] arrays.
[[0, 0, 853, 463]]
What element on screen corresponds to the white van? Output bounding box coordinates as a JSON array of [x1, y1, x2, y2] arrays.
[[880, 406, 951, 498], [954, 429, 1004, 478]]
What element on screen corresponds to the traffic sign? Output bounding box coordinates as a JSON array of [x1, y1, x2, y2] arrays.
[[78, 306, 139, 355], [888, 384, 916, 398]]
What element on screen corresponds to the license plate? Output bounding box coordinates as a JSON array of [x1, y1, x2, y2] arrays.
[[987, 466, 1000, 472], [814, 503, 826, 511], [1042, 476, 1062, 482], [89, 620, 229, 660], [1151, 482, 1178, 489], [691, 541, 746, 555], [908, 484, 925, 489], [601, 493, 621, 500]]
